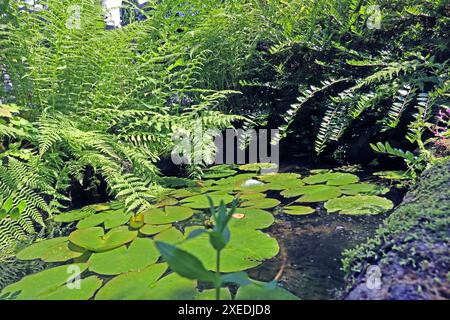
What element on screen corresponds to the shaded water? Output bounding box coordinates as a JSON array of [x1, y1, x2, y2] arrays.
[[248, 211, 388, 299], [246, 164, 405, 300]]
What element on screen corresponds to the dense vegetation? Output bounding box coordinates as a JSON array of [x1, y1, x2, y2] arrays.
[[0, 0, 448, 300]]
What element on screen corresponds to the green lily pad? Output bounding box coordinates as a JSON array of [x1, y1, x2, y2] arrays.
[[213, 174, 256, 186], [269, 179, 305, 190], [302, 172, 359, 186], [373, 170, 412, 180], [54, 208, 95, 223], [76, 210, 131, 229], [241, 198, 280, 209], [237, 192, 266, 201], [155, 197, 179, 207], [283, 206, 315, 215], [139, 224, 172, 236], [280, 185, 331, 198], [145, 273, 197, 300], [154, 227, 184, 244], [202, 166, 237, 179], [143, 206, 194, 224], [238, 163, 278, 172], [258, 173, 300, 183], [181, 194, 235, 209], [180, 227, 279, 272], [325, 195, 394, 215], [295, 187, 342, 203], [16, 237, 85, 262], [94, 263, 168, 300], [229, 208, 275, 230], [89, 238, 160, 275], [0, 264, 102, 300], [235, 282, 300, 300], [68, 226, 137, 252], [195, 288, 232, 300], [340, 183, 390, 195], [169, 188, 202, 199], [87, 203, 111, 212], [159, 177, 198, 188]]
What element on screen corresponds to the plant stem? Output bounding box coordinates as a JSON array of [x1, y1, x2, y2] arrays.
[[216, 249, 221, 300]]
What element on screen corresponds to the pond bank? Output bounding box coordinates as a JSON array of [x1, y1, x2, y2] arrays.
[[342, 160, 450, 300]]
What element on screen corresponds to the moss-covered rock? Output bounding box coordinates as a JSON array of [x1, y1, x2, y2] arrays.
[[342, 160, 450, 300]]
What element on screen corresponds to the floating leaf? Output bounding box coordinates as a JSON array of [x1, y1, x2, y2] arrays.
[[95, 263, 168, 300], [303, 172, 359, 186], [87, 203, 111, 212], [235, 282, 300, 300], [154, 227, 184, 244], [139, 224, 172, 236], [195, 288, 232, 300], [241, 198, 280, 209], [144, 273, 197, 300], [68, 227, 137, 252], [295, 187, 342, 203], [258, 173, 300, 183], [169, 189, 202, 199], [180, 227, 279, 272], [89, 238, 160, 275], [76, 210, 131, 229], [325, 195, 394, 215], [143, 206, 194, 224], [340, 183, 389, 195], [283, 206, 315, 215], [181, 194, 234, 209], [238, 163, 278, 172], [155, 197, 179, 207], [229, 208, 274, 229], [0, 264, 101, 300], [16, 237, 85, 262], [237, 192, 266, 201], [54, 208, 94, 223]]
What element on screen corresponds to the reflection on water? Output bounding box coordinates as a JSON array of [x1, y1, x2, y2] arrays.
[[249, 211, 389, 300]]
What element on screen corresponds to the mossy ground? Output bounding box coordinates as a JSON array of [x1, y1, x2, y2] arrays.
[[343, 160, 450, 300]]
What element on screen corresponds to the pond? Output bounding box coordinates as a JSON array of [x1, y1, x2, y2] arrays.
[[0, 164, 405, 300]]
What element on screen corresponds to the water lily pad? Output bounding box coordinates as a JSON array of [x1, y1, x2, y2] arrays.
[[76, 210, 131, 229], [295, 187, 342, 203], [143, 206, 194, 224], [155, 197, 179, 207], [280, 185, 331, 198], [239, 163, 278, 172], [302, 172, 359, 186], [229, 208, 275, 229], [144, 273, 197, 300], [269, 179, 305, 190], [373, 170, 412, 180], [180, 227, 279, 272], [169, 189, 202, 199], [0, 264, 102, 300], [241, 198, 280, 209], [159, 177, 198, 188], [235, 282, 300, 300], [87, 203, 111, 212], [237, 192, 266, 201], [140, 224, 172, 236], [154, 227, 184, 244], [89, 238, 159, 275], [94, 263, 168, 300], [195, 288, 232, 300], [340, 183, 390, 195], [54, 208, 95, 223], [213, 173, 257, 186], [181, 194, 235, 209], [202, 166, 237, 179], [68, 226, 137, 252], [16, 237, 85, 262], [325, 195, 394, 215], [258, 173, 300, 183], [283, 206, 315, 215]]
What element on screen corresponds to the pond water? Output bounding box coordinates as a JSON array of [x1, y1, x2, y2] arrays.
[[246, 166, 404, 300], [0, 163, 406, 300]]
